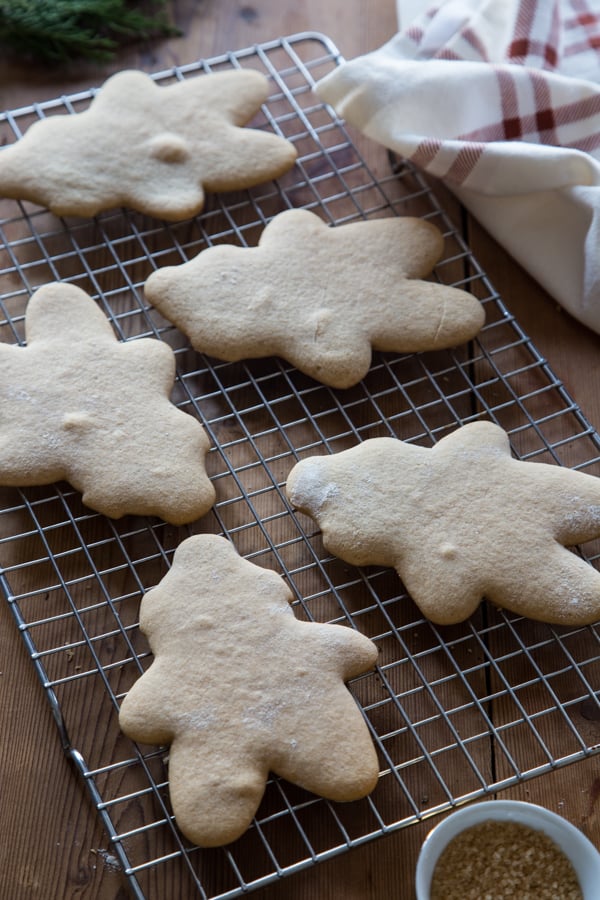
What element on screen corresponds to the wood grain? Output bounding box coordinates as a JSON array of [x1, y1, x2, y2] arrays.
[[1, 2, 599, 899]]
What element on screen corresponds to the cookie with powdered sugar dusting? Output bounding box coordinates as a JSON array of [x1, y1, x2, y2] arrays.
[[0, 282, 214, 524], [0, 68, 296, 220], [286, 420, 600, 625], [119, 533, 379, 846], [144, 208, 485, 388]]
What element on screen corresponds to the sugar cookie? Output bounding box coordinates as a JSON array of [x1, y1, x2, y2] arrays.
[[0, 282, 215, 524], [0, 68, 296, 221], [119, 533, 379, 847], [286, 421, 600, 625], [144, 208, 485, 388]]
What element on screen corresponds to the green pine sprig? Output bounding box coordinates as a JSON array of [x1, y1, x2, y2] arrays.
[[0, 0, 179, 64]]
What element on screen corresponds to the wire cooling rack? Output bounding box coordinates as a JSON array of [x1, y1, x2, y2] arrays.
[[1, 31, 600, 900]]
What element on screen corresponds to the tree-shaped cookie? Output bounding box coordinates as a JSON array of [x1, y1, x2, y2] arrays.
[[0, 282, 215, 524], [119, 533, 379, 847], [143, 208, 485, 388], [286, 421, 600, 626], [0, 69, 296, 221]]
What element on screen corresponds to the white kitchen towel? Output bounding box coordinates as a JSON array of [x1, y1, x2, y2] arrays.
[[315, 0, 600, 333]]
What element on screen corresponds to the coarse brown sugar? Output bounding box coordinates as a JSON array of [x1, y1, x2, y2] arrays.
[[429, 818, 583, 900]]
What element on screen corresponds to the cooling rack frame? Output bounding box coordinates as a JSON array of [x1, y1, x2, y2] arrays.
[[1, 31, 600, 900]]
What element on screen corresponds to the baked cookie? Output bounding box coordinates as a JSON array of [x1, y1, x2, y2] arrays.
[[0, 282, 215, 524], [286, 420, 600, 625], [0, 68, 296, 221], [143, 208, 485, 388], [119, 533, 379, 847]]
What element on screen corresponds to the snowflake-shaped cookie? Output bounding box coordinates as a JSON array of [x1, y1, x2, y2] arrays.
[[119, 533, 379, 847], [143, 208, 485, 388], [0, 69, 296, 221], [286, 421, 600, 625], [0, 282, 215, 524]]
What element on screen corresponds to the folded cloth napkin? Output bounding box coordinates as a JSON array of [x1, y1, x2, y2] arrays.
[[315, 0, 600, 334]]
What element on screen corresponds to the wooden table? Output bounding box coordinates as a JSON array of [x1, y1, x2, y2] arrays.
[[1, 2, 599, 898]]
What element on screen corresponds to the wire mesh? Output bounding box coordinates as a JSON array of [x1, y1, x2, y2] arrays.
[[1, 31, 600, 900]]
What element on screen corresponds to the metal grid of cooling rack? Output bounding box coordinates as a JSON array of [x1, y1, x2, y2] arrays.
[[1, 31, 600, 900]]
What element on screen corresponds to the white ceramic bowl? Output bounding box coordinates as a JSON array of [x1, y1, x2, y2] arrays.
[[415, 799, 600, 900]]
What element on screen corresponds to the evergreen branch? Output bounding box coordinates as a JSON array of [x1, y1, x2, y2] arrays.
[[0, 0, 179, 64]]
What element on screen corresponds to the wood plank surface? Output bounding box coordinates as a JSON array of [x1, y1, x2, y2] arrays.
[[0, 2, 599, 899]]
